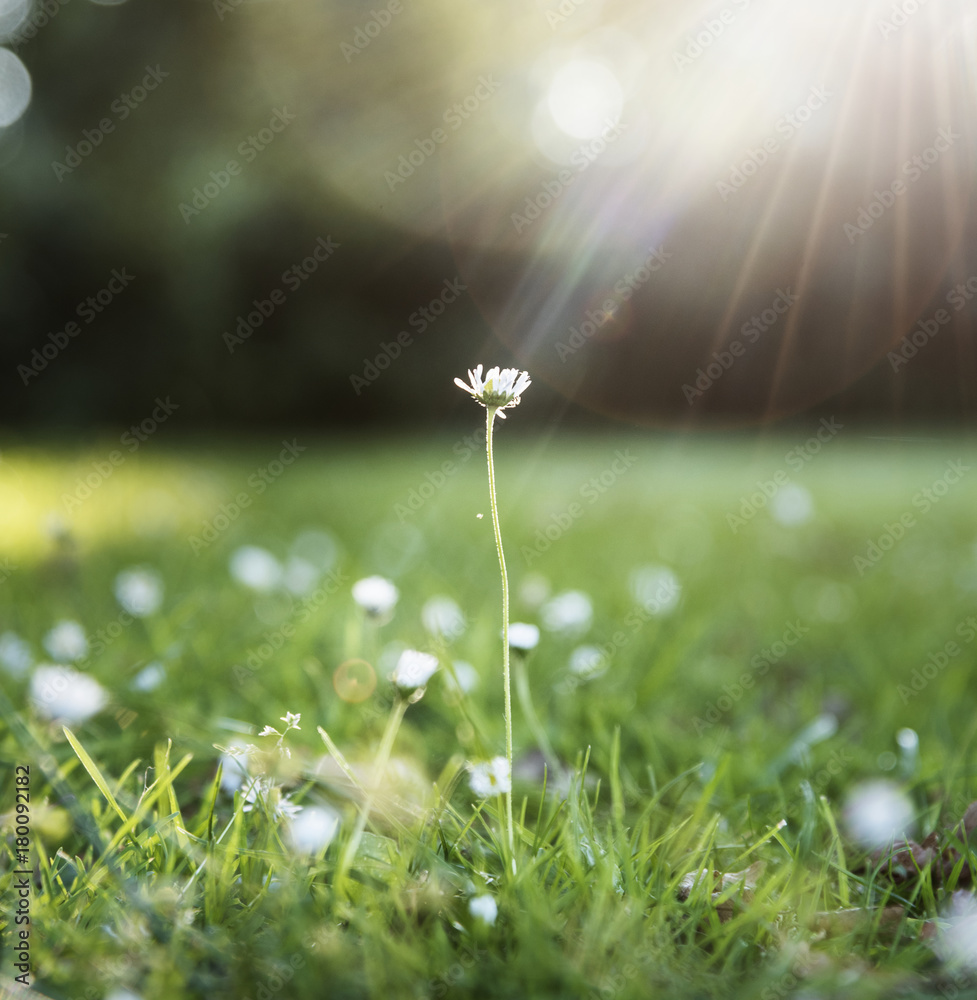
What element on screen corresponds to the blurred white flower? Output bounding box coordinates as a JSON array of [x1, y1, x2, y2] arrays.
[[114, 567, 164, 617], [568, 645, 608, 680], [843, 780, 914, 849], [469, 894, 498, 925], [469, 757, 511, 797], [508, 622, 540, 651], [391, 649, 439, 691], [30, 664, 107, 723], [629, 565, 682, 616], [454, 365, 531, 418], [218, 741, 254, 793], [936, 892, 977, 971], [0, 631, 32, 678], [131, 661, 166, 692], [229, 546, 283, 591], [283, 556, 320, 595], [771, 484, 814, 526], [43, 620, 88, 662], [352, 575, 399, 618], [422, 595, 466, 640], [241, 778, 302, 822], [541, 591, 593, 635], [287, 805, 340, 855], [445, 660, 480, 694]]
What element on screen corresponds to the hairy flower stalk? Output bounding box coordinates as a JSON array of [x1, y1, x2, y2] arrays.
[[455, 365, 530, 875]]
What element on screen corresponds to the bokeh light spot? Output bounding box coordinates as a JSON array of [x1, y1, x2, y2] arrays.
[[547, 59, 623, 139], [0, 48, 30, 127], [333, 658, 376, 703]]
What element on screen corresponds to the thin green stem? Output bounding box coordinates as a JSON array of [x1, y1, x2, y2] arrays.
[[335, 697, 408, 895], [485, 405, 516, 873]]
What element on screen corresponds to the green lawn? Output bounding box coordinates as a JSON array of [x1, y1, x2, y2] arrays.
[[2, 428, 977, 999]]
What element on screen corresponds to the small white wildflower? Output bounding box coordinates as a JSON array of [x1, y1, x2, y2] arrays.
[[241, 778, 302, 822], [259, 725, 279, 737], [287, 805, 340, 855], [391, 649, 439, 691], [843, 780, 914, 849], [445, 660, 480, 694], [469, 757, 511, 797], [454, 364, 531, 419], [30, 664, 107, 723], [469, 894, 498, 925], [352, 575, 399, 618], [229, 546, 283, 591], [281, 711, 301, 729], [131, 661, 166, 692], [568, 645, 608, 680], [507, 622, 540, 651], [541, 591, 593, 635], [114, 567, 164, 617], [43, 620, 88, 662], [0, 631, 33, 678], [422, 595, 466, 640]]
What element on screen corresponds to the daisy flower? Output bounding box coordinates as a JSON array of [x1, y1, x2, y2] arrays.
[[454, 365, 531, 418], [507, 622, 540, 652], [352, 575, 399, 618], [391, 649, 439, 691], [469, 756, 511, 797]]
